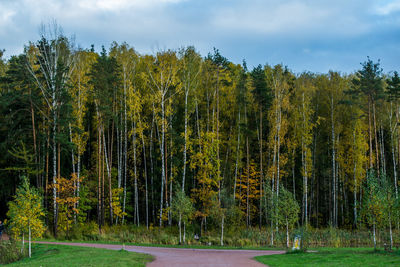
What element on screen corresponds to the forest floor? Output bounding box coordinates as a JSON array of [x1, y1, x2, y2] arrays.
[[34, 241, 285, 266], [255, 247, 400, 267]]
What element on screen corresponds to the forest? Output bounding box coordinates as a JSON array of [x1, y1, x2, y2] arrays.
[[1, 25, 400, 248]]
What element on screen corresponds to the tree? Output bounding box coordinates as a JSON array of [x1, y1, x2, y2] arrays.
[[69, 48, 97, 216], [171, 188, 194, 244], [293, 74, 315, 225], [7, 176, 45, 258], [275, 185, 300, 248], [351, 58, 384, 170], [250, 64, 272, 227], [49, 174, 80, 238], [362, 170, 385, 250], [26, 22, 75, 235], [89, 46, 121, 228], [235, 161, 260, 225], [386, 71, 400, 199], [145, 50, 180, 227], [178, 46, 201, 193], [190, 131, 221, 234], [381, 174, 397, 250]]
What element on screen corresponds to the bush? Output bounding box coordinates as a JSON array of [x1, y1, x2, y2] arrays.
[[0, 240, 27, 264]]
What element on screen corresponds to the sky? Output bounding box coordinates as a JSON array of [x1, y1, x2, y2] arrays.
[[0, 0, 400, 74]]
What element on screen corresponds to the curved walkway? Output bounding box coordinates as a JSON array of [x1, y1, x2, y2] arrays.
[[36, 241, 285, 266]]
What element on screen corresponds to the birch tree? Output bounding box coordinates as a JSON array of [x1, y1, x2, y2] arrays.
[[26, 23, 74, 234], [145, 50, 180, 227]]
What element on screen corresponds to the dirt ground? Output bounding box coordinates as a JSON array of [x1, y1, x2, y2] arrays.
[[36, 241, 285, 266], [0, 232, 9, 241]]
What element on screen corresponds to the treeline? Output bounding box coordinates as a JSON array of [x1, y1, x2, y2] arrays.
[[1, 26, 400, 242]]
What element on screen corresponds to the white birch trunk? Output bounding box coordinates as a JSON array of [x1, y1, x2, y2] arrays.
[[182, 89, 189, 192], [286, 217, 289, 248], [122, 81, 128, 224], [373, 222, 376, 250], [179, 213, 182, 244], [221, 215, 224, 246], [233, 110, 240, 201], [331, 95, 336, 227], [183, 221, 186, 244], [28, 225, 31, 258], [133, 122, 139, 226], [103, 129, 113, 224], [142, 133, 149, 229], [159, 95, 166, 227], [21, 233, 24, 253]]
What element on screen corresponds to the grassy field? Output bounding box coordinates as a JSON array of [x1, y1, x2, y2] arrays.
[[255, 248, 400, 267], [5, 243, 153, 267]]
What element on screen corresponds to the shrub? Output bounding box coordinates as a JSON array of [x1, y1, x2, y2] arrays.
[[0, 240, 27, 264]]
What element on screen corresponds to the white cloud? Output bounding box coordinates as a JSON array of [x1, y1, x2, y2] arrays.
[[77, 0, 185, 11], [212, 1, 370, 37], [376, 0, 400, 15], [1, 0, 399, 73]]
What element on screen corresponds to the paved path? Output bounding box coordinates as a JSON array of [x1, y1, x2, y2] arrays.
[[36, 241, 285, 266]]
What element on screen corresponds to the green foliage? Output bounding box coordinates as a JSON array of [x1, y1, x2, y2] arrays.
[[276, 186, 300, 231], [361, 170, 386, 229], [351, 57, 384, 101], [171, 189, 194, 224], [7, 176, 45, 240], [0, 240, 27, 264], [3, 33, 400, 249]]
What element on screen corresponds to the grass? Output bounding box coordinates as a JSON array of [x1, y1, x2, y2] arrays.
[[255, 247, 400, 267], [5, 243, 153, 267]]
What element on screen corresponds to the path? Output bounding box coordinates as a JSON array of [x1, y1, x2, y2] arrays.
[[36, 241, 285, 266]]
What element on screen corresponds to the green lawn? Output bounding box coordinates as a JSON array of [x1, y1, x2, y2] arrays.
[[6, 243, 153, 267], [255, 248, 400, 267]]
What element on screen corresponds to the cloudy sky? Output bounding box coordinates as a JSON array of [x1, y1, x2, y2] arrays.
[[1, 0, 400, 73]]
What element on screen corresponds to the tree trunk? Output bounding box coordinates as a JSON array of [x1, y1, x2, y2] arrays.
[[122, 71, 128, 225], [132, 122, 139, 226], [221, 215, 224, 246], [52, 107, 58, 236], [142, 133, 149, 229], [103, 128, 113, 225], [98, 127, 102, 232], [159, 96, 166, 227], [29, 90, 38, 187], [259, 107, 263, 229], [28, 225, 31, 258], [183, 221, 186, 244], [21, 233, 24, 254], [331, 95, 336, 227], [373, 221, 376, 250], [233, 110, 240, 201], [246, 136, 250, 227], [373, 102, 379, 175], [179, 213, 182, 244], [150, 116, 155, 224], [368, 100, 373, 168], [169, 116, 173, 226], [182, 89, 189, 192], [286, 217, 289, 248]]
